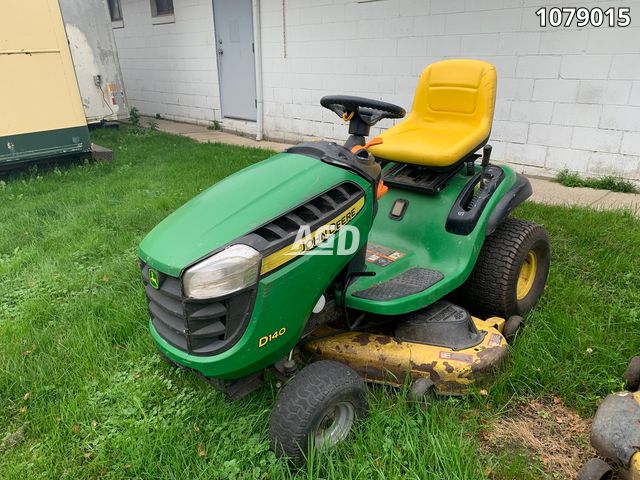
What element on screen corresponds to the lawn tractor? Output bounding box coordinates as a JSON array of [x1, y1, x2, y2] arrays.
[[578, 357, 640, 480], [138, 59, 551, 463]]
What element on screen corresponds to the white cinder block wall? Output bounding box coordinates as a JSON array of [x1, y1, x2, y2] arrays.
[[114, 0, 640, 183], [260, 0, 640, 182], [112, 0, 222, 124]]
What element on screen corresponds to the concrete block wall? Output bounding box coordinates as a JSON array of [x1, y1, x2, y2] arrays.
[[112, 0, 221, 125], [260, 0, 640, 182]]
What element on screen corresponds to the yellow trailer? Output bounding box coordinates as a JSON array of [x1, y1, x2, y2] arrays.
[[0, 0, 91, 169]]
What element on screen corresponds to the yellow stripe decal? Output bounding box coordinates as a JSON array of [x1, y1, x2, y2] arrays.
[[260, 196, 365, 275]]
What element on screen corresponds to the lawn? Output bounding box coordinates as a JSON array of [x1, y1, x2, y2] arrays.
[[1, 127, 639, 479]]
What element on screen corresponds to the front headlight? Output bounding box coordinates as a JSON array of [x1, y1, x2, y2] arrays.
[[183, 244, 261, 299]]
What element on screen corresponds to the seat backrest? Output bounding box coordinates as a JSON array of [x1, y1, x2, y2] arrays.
[[410, 59, 496, 132]]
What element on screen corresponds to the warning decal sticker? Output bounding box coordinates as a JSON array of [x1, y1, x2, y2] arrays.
[[365, 243, 405, 267], [439, 351, 473, 363], [488, 333, 503, 347]]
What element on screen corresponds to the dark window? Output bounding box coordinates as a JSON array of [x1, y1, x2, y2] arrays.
[[151, 0, 174, 16], [107, 0, 123, 22]]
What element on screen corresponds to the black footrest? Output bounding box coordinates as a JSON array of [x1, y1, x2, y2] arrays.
[[352, 268, 444, 301]]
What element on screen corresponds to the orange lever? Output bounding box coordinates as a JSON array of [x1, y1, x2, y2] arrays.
[[364, 137, 383, 149], [376, 180, 388, 199]]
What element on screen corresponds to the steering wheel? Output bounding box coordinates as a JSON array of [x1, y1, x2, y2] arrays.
[[320, 95, 406, 126]]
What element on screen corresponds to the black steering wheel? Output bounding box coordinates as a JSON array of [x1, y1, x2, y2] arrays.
[[320, 95, 406, 126]]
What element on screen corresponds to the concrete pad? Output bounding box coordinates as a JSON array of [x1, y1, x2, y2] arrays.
[[91, 143, 113, 162], [143, 116, 288, 151], [590, 192, 640, 214], [186, 131, 288, 152], [186, 130, 284, 152], [528, 177, 609, 207]]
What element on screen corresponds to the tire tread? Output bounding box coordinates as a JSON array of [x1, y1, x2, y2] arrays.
[[269, 360, 367, 463], [455, 217, 550, 317]]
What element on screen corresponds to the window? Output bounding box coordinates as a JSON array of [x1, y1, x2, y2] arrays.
[[107, 0, 123, 21], [108, 0, 124, 28], [150, 0, 175, 24], [151, 0, 174, 17]]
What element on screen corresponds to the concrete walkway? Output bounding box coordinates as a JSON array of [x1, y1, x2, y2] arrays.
[[145, 116, 287, 152], [147, 116, 640, 215]]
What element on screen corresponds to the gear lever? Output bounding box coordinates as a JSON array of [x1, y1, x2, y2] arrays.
[[480, 144, 492, 187]]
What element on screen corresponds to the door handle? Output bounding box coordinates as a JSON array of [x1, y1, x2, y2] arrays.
[[217, 48, 224, 55]]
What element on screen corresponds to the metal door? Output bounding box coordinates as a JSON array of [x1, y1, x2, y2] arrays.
[[213, 0, 257, 121]]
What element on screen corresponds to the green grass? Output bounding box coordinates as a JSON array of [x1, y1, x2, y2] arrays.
[[555, 169, 638, 193], [1, 128, 639, 479]]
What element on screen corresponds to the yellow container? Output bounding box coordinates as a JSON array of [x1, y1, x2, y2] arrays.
[[0, 0, 91, 169]]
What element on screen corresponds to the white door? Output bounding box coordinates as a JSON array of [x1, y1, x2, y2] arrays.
[[213, 0, 257, 121]]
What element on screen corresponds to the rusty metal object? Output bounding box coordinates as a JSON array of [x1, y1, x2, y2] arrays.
[[591, 391, 640, 470], [302, 316, 507, 395]]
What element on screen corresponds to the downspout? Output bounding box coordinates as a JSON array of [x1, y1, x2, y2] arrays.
[[252, 0, 264, 141]]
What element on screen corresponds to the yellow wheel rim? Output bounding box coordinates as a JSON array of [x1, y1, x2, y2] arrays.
[[517, 250, 538, 300]]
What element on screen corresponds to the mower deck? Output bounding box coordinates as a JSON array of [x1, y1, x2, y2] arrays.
[[302, 316, 507, 395]]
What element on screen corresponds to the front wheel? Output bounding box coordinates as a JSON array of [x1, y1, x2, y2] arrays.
[[269, 360, 368, 465], [456, 217, 551, 318]]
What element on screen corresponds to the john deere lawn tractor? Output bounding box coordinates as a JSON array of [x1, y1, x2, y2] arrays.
[[138, 59, 551, 462], [578, 356, 640, 480]]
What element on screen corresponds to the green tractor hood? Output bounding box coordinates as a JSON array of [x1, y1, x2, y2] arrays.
[[138, 151, 365, 277]]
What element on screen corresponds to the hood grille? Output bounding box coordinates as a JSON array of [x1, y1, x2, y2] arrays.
[[141, 262, 255, 356], [247, 181, 364, 251]]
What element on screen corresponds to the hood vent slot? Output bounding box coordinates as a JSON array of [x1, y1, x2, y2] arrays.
[[248, 181, 364, 254]]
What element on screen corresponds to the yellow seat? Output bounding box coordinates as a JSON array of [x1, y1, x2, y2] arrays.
[[369, 59, 497, 169]]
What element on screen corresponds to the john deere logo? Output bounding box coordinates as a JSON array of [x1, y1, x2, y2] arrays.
[[148, 269, 160, 289]]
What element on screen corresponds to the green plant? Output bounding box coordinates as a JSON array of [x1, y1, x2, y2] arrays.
[[208, 120, 221, 131], [129, 107, 140, 128], [155, 113, 162, 120], [556, 169, 638, 194]]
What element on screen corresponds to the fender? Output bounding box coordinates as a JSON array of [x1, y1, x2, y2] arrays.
[[485, 173, 532, 236]]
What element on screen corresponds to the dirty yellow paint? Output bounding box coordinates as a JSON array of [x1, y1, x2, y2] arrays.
[[630, 453, 640, 480], [303, 316, 508, 395], [629, 393, 640, 479], [0, 0, 87, 136]]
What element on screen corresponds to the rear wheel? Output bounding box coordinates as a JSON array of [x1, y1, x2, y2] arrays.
[[269, 360, 368, 465], [456, 217, 550, 318]]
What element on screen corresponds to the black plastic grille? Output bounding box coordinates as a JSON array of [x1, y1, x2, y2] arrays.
[[243, 182, 364, 254], [140, 262, 255, 356]]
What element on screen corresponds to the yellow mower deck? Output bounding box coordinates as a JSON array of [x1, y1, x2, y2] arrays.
[[302, 316, 507, 395]]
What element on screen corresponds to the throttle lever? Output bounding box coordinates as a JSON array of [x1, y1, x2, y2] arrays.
[[480, 144, 492, 187]]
